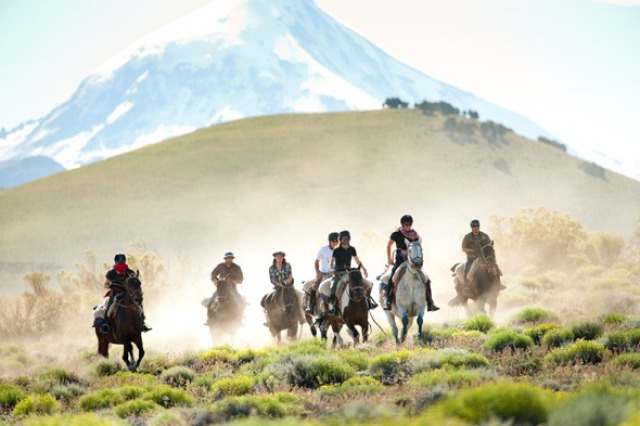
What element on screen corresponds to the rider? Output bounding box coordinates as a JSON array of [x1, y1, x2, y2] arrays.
[[205, 251, 244, 325], [95, 253, 151, 332], [383, 215, 439, 312], [268, 251, 305, 324], [460, 219, 507, 295], [304, 232, 339, 315], [329, 230, 375, 314]]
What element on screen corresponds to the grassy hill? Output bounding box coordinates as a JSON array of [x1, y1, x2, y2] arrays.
[[1, 109, 639, 291]]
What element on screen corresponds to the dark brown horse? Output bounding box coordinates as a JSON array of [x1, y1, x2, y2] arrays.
[[96, 275, 145, 371], [449, 242, 503, 316], [261, 283, 301, 344], [204, 279, 245, 344], [341, 270, 370, 346]]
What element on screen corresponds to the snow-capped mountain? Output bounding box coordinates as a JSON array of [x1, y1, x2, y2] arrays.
[[0, 0, 555, 188]]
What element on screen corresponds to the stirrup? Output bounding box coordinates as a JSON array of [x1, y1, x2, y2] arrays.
[[99, 323, 111, 334]]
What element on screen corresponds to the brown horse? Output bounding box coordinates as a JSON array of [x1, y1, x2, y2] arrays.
[[341, 270, 370, 346], [261, 283, 301, 344], [204, 279, 245, 344], [95, 275, 145, 371], [449, 242, 503, 316]]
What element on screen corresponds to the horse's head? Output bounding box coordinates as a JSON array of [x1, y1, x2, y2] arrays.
[[124, 275, 143, 302], [215, 279, 232, 296], [407, 241, 424, 269], [346, 269, 365, 300], [480, 241, 498, 274]]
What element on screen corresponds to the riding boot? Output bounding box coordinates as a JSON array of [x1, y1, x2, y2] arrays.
[[425, 279, 440, 312], [305, 289, 316, 315], [329, 277, 339, 315], [367, 289, 378, 310], [383, 283, 394, 310], [98, 293, 116, 334], [138, 301, 152, 332]]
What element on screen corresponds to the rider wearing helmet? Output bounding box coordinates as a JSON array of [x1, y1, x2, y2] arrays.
[[304, 232, 340, 315], [95, 253, 151, 333], [461, 219, 492, 285], [382, 215, 439, 311]]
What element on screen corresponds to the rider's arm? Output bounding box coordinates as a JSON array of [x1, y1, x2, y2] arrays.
[[282, 262, 293, 285], [386, 239, 395, 265], [232, 265, 243, 285], [354, 255, 368, 278], [269, 266, 280, 286]]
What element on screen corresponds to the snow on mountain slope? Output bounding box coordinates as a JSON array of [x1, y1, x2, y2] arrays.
[[0, 0, 555, 183]]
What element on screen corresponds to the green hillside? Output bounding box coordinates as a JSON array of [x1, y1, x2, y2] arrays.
[[1, 109, 639, 290]]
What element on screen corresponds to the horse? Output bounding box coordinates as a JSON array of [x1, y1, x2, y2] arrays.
[[341, 270, 371, 346], [383, 241, 427, 346], [449, 241, 503, 317], [95, 274, 145, 371], [261, 283, 301, 344], [203, 279, 245, 344]]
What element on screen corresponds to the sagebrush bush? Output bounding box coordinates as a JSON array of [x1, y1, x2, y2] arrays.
[[548, 383, 631, 426], [602, 331, 629, 353], [261, 353, 354, 389], [318, 376, 384, 397], [212, 375, 254, 396], [94, 359, 121, 377], [114, 399, 159, 418], [369, 350, 412, 382], [482, 328, 534, 352], [524, 323, 560, 345], [336, 349, 370, 371], [602, 312, 627, 326], [410, 367, 487, 388], [460, 313, 495, 333], [159, 366, 195, 388], [0, 383, 26, 410], [198, 347, 238, 364], [511, 307, 559, 324], [118, 386, 145, 401], [13, 393, 60, 416], [79, 388, 122, 411], [408, 348, 489, 374], [143, 385, 193, 408], [49, 383, 85, 401], [433, 380, 551, 424], [545, 339, 607, 365], [612, 353, 640, 370], [209, 392, 304, 420], [571, 321, 604, 340], [21, 413, 128, 426], [541, 328, 574, 348]]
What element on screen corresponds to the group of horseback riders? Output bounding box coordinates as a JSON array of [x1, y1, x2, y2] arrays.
[[92, 215, 502, 333]]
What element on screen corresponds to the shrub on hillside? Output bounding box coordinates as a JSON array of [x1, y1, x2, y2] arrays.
[[260, 353, 354, 389], [571, 321, 604, 340], [548, 384, 632, 426], [433, 381, 551, 425], [408, 348, 489, 374], [209, 392, 304, 420], [318, 376, 384, 398], [612, 353, 640, 370], [118, 386, 145, 401], [0, 383, 26, 410], [114, 399, 159, 418], [602, 331, 629, 353], [212, 375, 254, 397], [541, 328, 575, 348], [545, 339, 607, 365], [482, 328, 534, 352], [143, 385, 193, 408], [159, 366, 195, 388], [13, 393, 60, 416], [461, 314, 495, 333], [20, 413, 128, 426], [602, 312, 627, 326], [336, 349, 370, 371], [94, 359, 121, 377], [369, 350, 412, 382], [79, 389, 122, 411], [410, 367, 489, 389], [511, 307, 559, 325], [525, 323, 561, 345], [49, 383, 85, 401]]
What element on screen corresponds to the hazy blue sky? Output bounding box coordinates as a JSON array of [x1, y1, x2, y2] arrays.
[[1, 0, 638, 170]]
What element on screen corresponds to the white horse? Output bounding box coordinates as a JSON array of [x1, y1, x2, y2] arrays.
[[383, 241, 427, 345]]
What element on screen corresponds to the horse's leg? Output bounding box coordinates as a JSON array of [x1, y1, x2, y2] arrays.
[[133, 335, 145, 369], [400, 314, 410, 343], [332, 322, 344, 348], [346, 323, 359, 347], [122, 340, 133, 371], [385, 312, 400, 346], [417, 313, 424, 345]]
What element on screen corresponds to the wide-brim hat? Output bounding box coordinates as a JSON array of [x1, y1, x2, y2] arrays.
[[272, 251, 286, 257], [223, 252, 235, 259]]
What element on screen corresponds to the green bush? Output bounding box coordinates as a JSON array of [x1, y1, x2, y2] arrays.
[[407, 348, 488, 374], [434, 381, 550, 424], [602, 331, 629, 353], [546, 339, 607, 365], [626, 329, 640, 348], [159, 366, 195, 388], [94, 359, 121, 376], [209, 392, 304, 419], [483, 328, 534, 352], [21, 413, 128, 425], [612, 353, 640, 369], [602, 313, 627, 326], [143, 385, 193, 408], [198, 347, 238, 364], [78, 388, 122, 411], [118, 386, 145, 401], [261, 353, 354, 389], [337, 349, 370, 371], [318, 376, 384, 397], [13, 393, 60, 416], [410, 367, 487, 388], [192, 373, 216, 390], [49, 383, 85, 401], [114, 399, 159, 418], [548, 384, 631, 426], [0, 383, 26, 410], [571, 321, 604, 340], [511, 307, 559, 324], [541, 328, 574, 348], [524, 323, 560, 345], [369, 350, 412, 381], [212, 375, 254, 396], [37, 368, 80, 385], [461, 313, 495, 333]]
